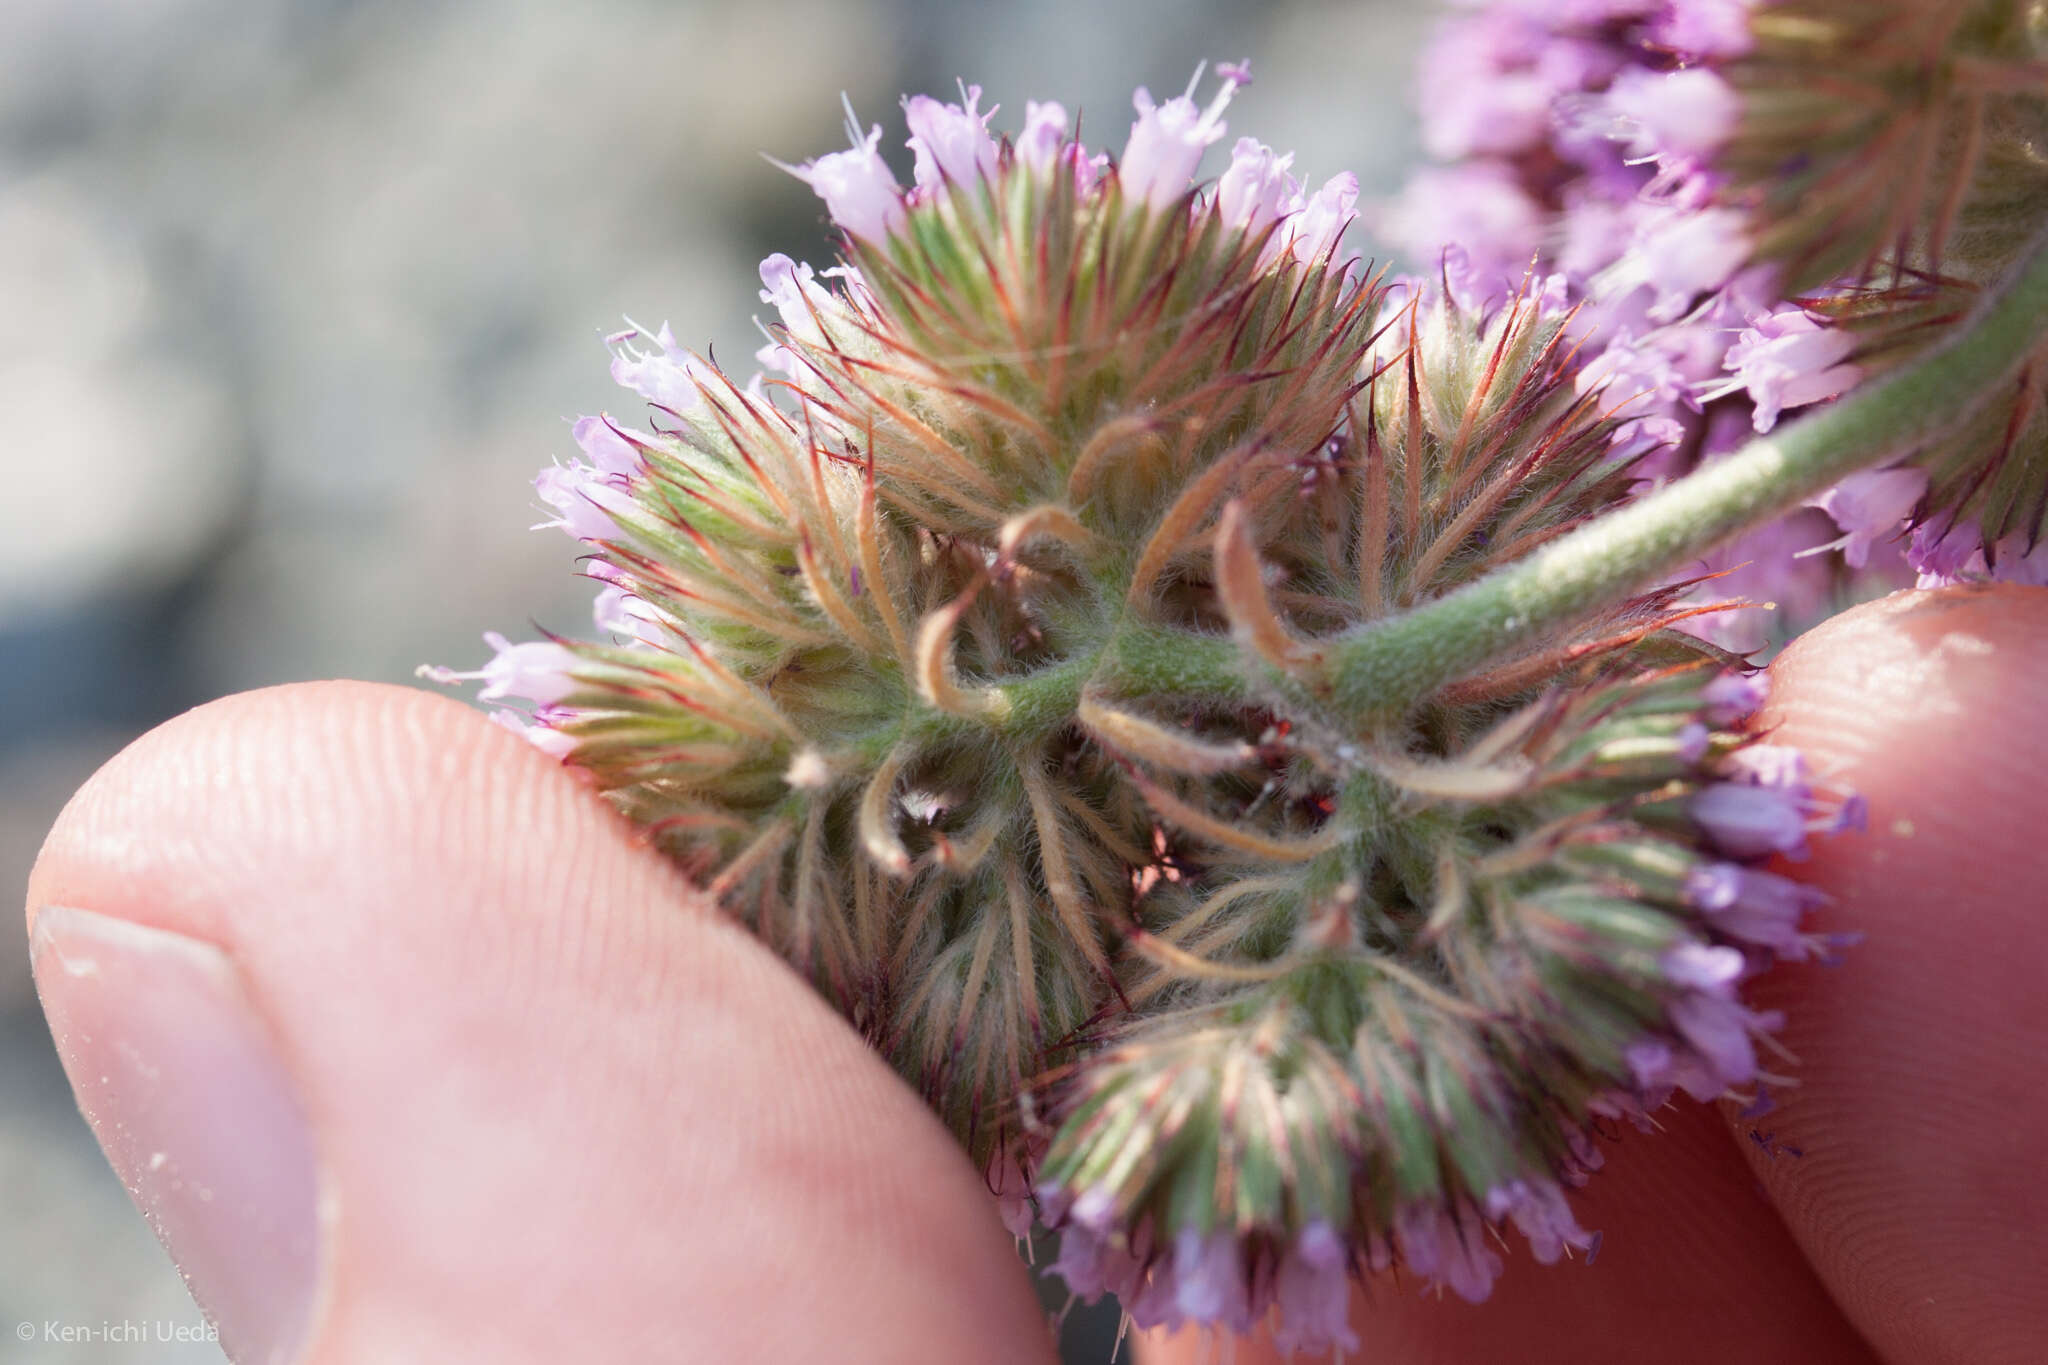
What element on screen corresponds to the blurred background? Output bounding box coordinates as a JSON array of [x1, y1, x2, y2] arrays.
[[0, 0, 1431, 1357]]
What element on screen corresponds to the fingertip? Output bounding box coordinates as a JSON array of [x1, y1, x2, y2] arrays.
[[1741, 585, 2048, 1365]]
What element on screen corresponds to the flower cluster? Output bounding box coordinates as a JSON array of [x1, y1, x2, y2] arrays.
[[1032, 614, 1857, 1348], [1386, 0, 2048, 636], [428, 65, 1871, 1351]]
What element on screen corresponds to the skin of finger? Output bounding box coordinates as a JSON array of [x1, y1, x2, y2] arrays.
[[1140, 1048, 1880, 1364], [1734, 584, 2048, 1365], [25, 681, 1056, 1365]]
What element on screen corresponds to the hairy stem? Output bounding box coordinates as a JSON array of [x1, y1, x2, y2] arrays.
[[1329, 223, 2048, 715]]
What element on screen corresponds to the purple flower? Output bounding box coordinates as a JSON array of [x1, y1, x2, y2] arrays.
[[593, 585, 668, 647], [754, 253, 839, 375], [571, 415, 645, 477], [1484, 1178, 1597, 1264], [1291, 173, 1361, 272], [1172, 1229, 1253, 1334], [1016, 100, 1070, 175], [1688, 782, 1811, 858], [1688, 861, 1825, 957], [1659, 942, 1781, 1092], [1912, 522, 2048, 587], [1708, 306, 1862, 433], [487, 706, 578, 760], [1215, 137, 1300, 238], [1601, 67, 1742, 161], [1120, 66, 1244, 209], [1606, 204, 1754, 323], [1047, 1187, 1118, 1299], [904, 84, 999, 192], [1050, 1224, 1109, 1300], [1700, 671, 1767, 727], [1393, 1201, 1503, 1303], [1378, 163, 1546, 296], [1576, 329, 1698, 451], [533, 462, 630, 542], [1908, 518, 1984, 584], [1420, 12, 1610, 160], [1649, 0, 1757, 59], [786, 117, 906, 243], [1272, 1222, 1358, 1355], [608, 322, 706, 416], [1623, 1037, 1725, 1103], [1692, 740, 1864, 859], [424, 631, 581, 705], [1676, 721, 1712, 764], [1661, 939, 1745, 993], [1809, 467, 1927, 567], [1123, 1263, 1185, 1333]]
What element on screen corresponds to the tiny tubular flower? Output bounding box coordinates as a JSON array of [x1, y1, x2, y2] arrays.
[[1120, 65, 1245, 208], [904, 84, 1000, 191], [1807, 467, 1928, 568], [424, 631, 581, 705], [532, 463, 631, 542], [785, 115, 906, 242]]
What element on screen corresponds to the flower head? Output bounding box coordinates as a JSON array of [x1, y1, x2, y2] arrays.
[[431, 65, 1857, 1343]]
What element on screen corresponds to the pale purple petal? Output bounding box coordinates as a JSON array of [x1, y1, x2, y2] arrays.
[[1272, 1222, 1358, 1355], [1689, 781, 1809, 859], [1603, 67, 1742, 160], [464, 631, 581, 704], [1120, 71, 1238, 209], [1607, 205, 1753, 323], [1701, 671, 1767, 727], [533, 463, 630, 542], [1484, 1179, 1596, 1264], [904, 85, 999, 191], [1215, 137, 1301, 237], [1687, 862, 1824, 956], [1668, 990, 1764, 1089], [572, 415, 644, 477], [608, 322, 706, 415], [1291, 172, 1360, 271], [593, 585, 668, 647], [1376, 163, 1546, 291], [1661, 941, 1746, 994], [1677, 721, 1712, 764], [1649, 0, 1757, 58], [1016, 100, 1071, 175], [1809, 467, 1927, 568], [1394, 1202, 1502, 1303], [1624, 1036, 1724, 1103], [1713, 306, 1862, 433], [1051, 1222, 1110, 1300], [1172, 1229, 1253, 1334], [487, 707, 578, 760], [789, 120, 906, 242]]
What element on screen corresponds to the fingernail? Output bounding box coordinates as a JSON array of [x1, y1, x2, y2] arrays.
[[31, 906, 322, 1365]]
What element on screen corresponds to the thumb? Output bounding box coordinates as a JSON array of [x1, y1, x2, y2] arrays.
[[25, 682, 1055, 1364]]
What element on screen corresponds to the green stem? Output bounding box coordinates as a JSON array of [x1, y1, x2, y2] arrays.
[[985, 622, 1244, 741], [1329, 223, 2048, 715]]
